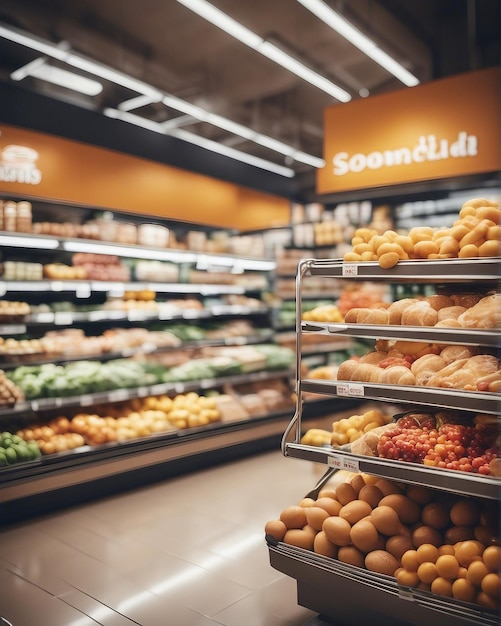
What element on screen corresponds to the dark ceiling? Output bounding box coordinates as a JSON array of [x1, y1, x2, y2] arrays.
[[0, 0, 499, 199]]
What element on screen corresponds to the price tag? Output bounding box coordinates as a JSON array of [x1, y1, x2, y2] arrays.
[[80, 395, 93, 406], [54, 312, 73, 326], [327, 455, 360, 472], [0, 324, 26, 335], [342, 263, 358, 277], [342, 456, 360, 472], [327, 456, 343, 469], [109, 390, 128, 402], [337, 382, 364, 397]]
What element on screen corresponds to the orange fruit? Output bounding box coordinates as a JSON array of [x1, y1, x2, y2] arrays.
[[481, 572, 501, 598], [483, 545, 501, 572], [431, 577, 453, 597], [435, 554, 460, 579], [417, 562, 438, 584], [452, 578, 476, 602]]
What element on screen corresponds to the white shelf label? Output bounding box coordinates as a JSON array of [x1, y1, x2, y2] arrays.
[[80, 395, 93, 406], [337, 382, 364, 397], [328, 455, 360, 472], [342, 263, 358, 277]]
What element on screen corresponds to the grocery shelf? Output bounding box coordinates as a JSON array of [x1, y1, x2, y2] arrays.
[[302, 321, 499, 348], [0, 304, 272, 334], [0, 367, 295, 417], [0, 331, 275, 369], [267, 540, 499, 626], [0, 231, 276, 272], [299, 379, 500, 414], [302, 257, 500, 282], [0, 279, 248, 296], [282, 442, 501, 500]]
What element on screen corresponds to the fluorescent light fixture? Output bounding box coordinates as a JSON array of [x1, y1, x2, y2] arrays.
[[258, 41, 349, 101], [11, 57, 103, 95], [104, 107, 295, 177], [170, 127, 295, 177], [1, 21, 323, 170], [163, 95, 325, 168], [297, 0, 420, 87], [176, 0, 351, 102], [0, 234, 60, 249], [118, 94, 162, 111]]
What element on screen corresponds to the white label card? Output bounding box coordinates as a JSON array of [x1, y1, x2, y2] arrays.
[[342, 263, 358, 277], [328, 455, 360, 472], [337, 383, 364, 397]]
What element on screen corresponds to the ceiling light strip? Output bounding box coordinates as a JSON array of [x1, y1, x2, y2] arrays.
[[1, 21, 322, 170], [104, 108, 295, 177], [176, 0, 351, 102], [296, 0, 419, 87]]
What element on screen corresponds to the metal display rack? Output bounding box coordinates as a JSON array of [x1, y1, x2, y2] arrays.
[[269, 256, 500, 626]]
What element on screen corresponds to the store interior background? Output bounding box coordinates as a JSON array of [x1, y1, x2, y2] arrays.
[[0, 0, 500, 207], [0, 3, 500, 626]]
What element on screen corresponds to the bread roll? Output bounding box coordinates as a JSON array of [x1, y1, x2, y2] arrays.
[[424, 295, 455, 311], [350, 424, 394, 456], [401, 302, 438, 326], [457, 294, 500, 328], [435, 319, 463, 328], [337, 360, 360, 380], [439, 345, 478, 363], [359, 351, 388, 365], [430, 354, 500, 390], [426, 358, 468, 387], [387, 298, 419, 324], [437, 305, 466, 321], [451, 293, 483, 308], [411, 354, 447, 376], [352, 363, 377, 382], [381, 366, 416, 385]]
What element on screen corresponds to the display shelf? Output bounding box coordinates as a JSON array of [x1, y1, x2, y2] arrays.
[[282, 443, 500, 500], [0, 231, 276, 272], [299, 379, 500, 414], [267, 540, 499, 626], [273, 249, 501, 624], [303, 257, 500, 282], [0, 367, 295, 417], [0, 304, 272, 333], [0, 331, 275, 369], [302, 321, 499, 348], [0, 279, 249, 296]]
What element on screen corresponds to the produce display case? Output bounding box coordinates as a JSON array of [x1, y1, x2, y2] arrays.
[[268, 254, 501, 626], [0, 209, 364, 521]]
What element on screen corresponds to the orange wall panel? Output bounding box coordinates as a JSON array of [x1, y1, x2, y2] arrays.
[[0, 124, 290, 229]]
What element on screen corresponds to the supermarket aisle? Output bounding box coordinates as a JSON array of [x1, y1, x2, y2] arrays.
[[0, 450, 331, 626]]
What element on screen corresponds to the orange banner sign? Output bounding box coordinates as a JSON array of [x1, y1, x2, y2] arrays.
[[317, 67, 500, 195]]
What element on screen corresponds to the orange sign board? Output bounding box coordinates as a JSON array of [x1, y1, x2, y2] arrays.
[[0, 124, 290, 230], [317, 67, 501, 195]]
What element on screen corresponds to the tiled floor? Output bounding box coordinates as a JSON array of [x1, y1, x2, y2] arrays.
[[0, 450, 335, 626]]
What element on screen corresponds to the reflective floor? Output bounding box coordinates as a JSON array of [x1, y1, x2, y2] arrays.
[[0, 450, 334, 626]]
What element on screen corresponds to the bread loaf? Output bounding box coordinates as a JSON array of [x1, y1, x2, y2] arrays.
[[401, 301, 438, 326], [380, 366, 416, 385], [437, 305, 467, 321], [387, 298, 419, 324], [440, 345, 478, 363], [457, 294, 500, 328]]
